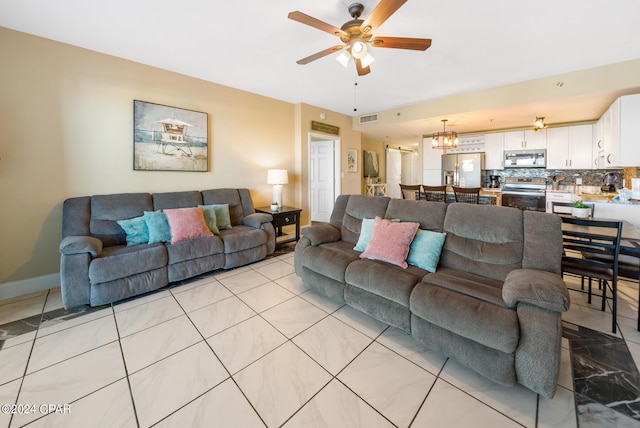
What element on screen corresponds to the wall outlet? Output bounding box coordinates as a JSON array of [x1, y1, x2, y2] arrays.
[[575, 177, 583, 185]]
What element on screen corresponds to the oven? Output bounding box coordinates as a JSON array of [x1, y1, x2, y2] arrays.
[[501, 177, 547, 212]]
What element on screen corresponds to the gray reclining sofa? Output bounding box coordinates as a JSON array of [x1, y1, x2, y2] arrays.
[[60, 188, 275, 308], [294, 194, 570, 398]]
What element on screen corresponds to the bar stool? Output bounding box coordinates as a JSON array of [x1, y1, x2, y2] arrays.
[[422, 185, 447, 202], [399, 184, 423, 200], [453, 186, 480, 204]]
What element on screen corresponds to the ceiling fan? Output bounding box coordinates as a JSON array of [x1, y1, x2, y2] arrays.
[[288, 0, 432, 76]]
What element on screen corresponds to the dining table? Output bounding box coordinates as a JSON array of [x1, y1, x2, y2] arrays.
[[560, 216, 640, 331], [561, 217, 640, 254]]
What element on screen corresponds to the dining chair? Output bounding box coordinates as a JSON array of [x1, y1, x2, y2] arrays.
[[584, 241, 640, 330], [560, 216, 623, 333], [399, 184, 423, 200], [551, 201, 595, 217], [422, 185, 447, 203], [452, 186, 480, 204]]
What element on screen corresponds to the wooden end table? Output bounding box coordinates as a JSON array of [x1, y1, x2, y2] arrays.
[[255, 206, 302, 247]]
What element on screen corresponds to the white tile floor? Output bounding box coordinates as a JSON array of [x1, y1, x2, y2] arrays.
[[0, 250, 638, 428]]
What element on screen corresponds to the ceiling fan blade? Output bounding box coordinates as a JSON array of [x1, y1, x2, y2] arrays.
[[288, 11, 347, 38], [296, 45, 344, 65], [371, 36, 432, 51], [361, 0, 407, 32], [355, 58, 371, 76]]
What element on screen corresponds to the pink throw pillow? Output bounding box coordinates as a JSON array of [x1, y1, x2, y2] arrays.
[[163, 207, 214, 244], [360, 216, 419, 268]]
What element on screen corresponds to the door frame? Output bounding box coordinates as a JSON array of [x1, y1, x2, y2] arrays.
[[308, 133, 341, 222]]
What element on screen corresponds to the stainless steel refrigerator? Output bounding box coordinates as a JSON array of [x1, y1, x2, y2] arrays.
[[441, 153, 485, 187]]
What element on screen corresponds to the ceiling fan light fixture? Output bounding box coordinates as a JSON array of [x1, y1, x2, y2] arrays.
[[431, 119, 459, 149], [350, 40, 367, 59], [360, 52, 375, 68], [336, 50, 351, 67]]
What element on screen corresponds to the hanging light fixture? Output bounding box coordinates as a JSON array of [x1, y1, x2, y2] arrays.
[[534, 116, 546, 131], [431, 119, 458, 149]]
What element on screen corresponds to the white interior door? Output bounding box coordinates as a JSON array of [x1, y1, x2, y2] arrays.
[[386, 148, 402, 198], [310, 139, 335, 223]]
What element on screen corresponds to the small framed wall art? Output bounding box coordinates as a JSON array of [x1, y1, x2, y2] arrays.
[[347, 148, 358, 173], [133, 100, 208, 171]]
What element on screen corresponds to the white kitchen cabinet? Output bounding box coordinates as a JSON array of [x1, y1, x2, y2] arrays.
[[422, 140, 442, 185], [593, 118, 604, 169], [545, 191, 576, 213], [484, 133, 504, 169], [547, 125, 593, 169], [503, 129, 546, 150], [605, 94, 640, 167]]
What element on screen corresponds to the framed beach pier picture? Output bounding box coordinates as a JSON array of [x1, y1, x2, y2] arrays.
[[133, 100, 209, 171]]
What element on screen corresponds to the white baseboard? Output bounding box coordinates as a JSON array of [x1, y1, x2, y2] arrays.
[[0, 273, 60, 301]]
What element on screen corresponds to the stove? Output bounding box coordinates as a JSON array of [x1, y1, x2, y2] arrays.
[[501, 177, 547, 211]]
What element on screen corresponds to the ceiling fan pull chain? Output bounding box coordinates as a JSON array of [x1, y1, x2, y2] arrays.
[[353, 79, 358, 112]]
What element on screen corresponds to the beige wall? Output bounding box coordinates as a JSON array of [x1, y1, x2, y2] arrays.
[[294, 103, 361, 226], [0, 28, 328, 284]]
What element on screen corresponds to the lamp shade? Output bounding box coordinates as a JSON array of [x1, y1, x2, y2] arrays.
[[267, 169, 289, 185]]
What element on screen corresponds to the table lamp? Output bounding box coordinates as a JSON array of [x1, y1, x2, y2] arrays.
[[267, 169, 288, 207]]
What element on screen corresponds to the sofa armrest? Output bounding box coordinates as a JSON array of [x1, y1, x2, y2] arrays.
[[243, 213, 273, 229], [59, 236, 103, 257], [502, 269, 570, 312], [301, 224, 341, 246]]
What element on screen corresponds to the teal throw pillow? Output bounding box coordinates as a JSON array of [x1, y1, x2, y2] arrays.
[[353, 218, 375, 252], [198, 205, 220, 234], [407, 229, 447, 272], [143, 211, 171, 243], [117, 216, 149, 246]]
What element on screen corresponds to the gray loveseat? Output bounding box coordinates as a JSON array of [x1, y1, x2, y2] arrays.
[[60, 188, 275, 308], [294, 195, 570, 398]]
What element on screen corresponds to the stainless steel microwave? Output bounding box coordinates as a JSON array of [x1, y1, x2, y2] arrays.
[[504, 149, 546, 168]]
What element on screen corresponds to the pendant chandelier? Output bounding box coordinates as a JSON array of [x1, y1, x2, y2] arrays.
[[431, 119, 458, 149]]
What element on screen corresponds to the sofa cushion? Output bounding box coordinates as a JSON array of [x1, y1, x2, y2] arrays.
[[340, 195, 390, 245], [90, 193, 153, 247], [441, 204, 524, 281], [166, 235, 224, 265], [420, 268, 506, 307], [152, 190, 203, 210], [218, 226, 267, 253], [345, 259, 426, 307], [360, 217, 419, 268], [164, 207, 214, 244], [410, 280, 520, 354], [116, 216, 149, 246], [88, 243, 167, 284], [407, 229, 447, 273], [301, 241, 361, 283], [385, 199, 447, 231]]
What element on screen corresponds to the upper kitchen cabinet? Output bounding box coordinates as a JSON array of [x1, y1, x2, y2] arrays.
[[608, 94, 640, 167], [503, 129, 546, 150], [596, 94, 640, 168], [547, 125, 593, 169], [484, 133, 504, 169]]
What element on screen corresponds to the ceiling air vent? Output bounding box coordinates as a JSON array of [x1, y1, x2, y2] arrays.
[[359, 113, 379, 124]]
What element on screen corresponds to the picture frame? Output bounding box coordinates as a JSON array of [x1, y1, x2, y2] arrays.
[[347, 148, 358, 173], [363, 149, 380, 178], [133, 100, 208, 171]]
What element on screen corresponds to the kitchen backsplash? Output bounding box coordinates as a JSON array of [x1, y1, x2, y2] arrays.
[[483, 168, 638, 188]]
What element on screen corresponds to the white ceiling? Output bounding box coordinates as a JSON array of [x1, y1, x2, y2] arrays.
[[2, 0, 640, 142]]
